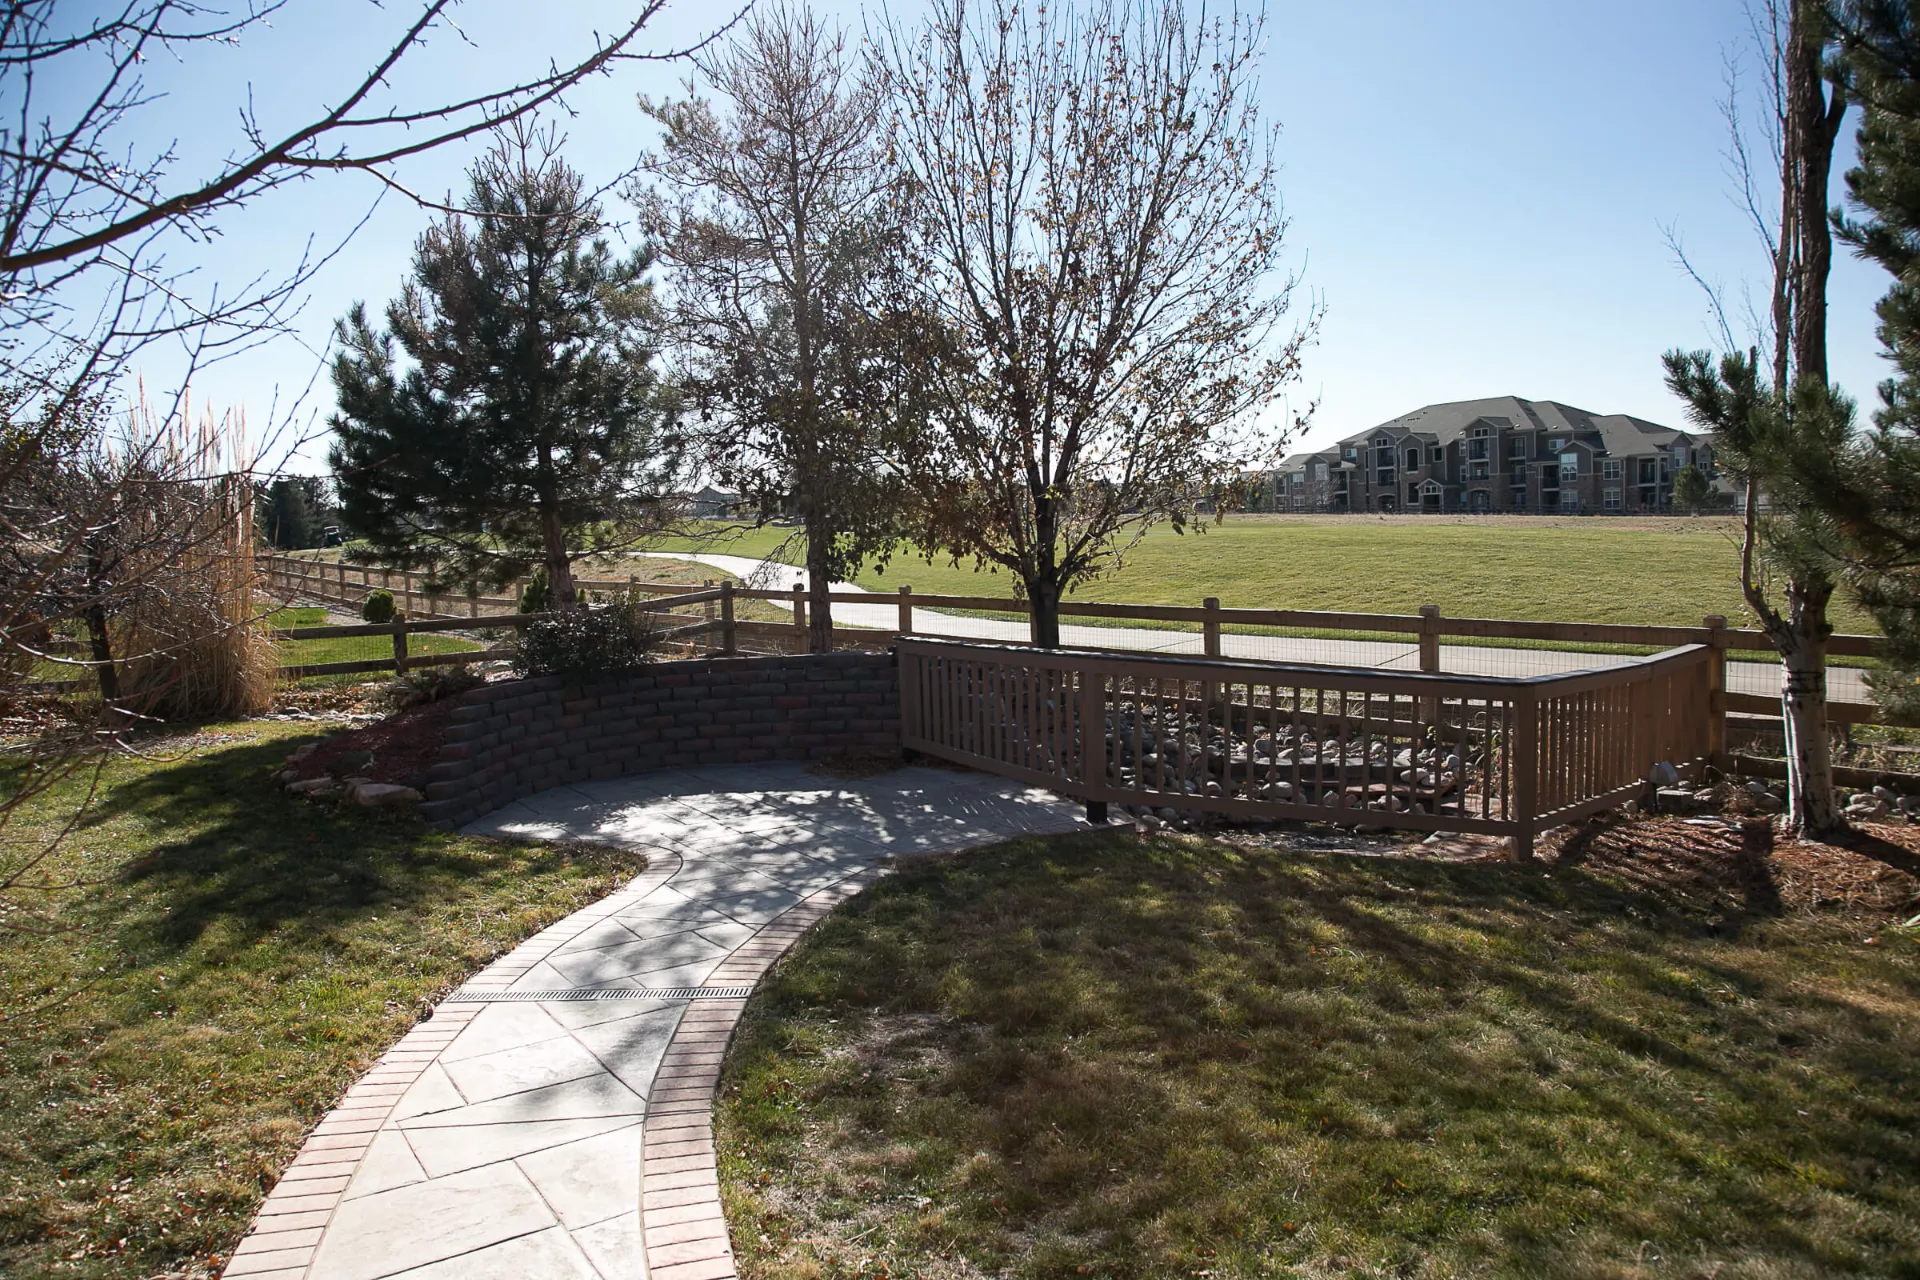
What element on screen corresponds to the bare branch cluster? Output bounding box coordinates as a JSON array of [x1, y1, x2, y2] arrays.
[[877, 0, 1319, 643]]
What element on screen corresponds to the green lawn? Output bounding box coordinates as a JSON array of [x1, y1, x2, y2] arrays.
[[0, 724, 643, 1278], [646, 516, 1881, 634], [719, 828, 1919, 1280]]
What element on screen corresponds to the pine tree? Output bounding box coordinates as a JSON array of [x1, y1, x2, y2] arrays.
[[328, 126, 682, 607], [257, 477, 319, 550], [1823, 0, 1920, 718]]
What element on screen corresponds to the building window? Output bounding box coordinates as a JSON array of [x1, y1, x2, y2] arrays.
[[1406, 447, 1421, 472], [1510, 436, 1529, 457], [1673, 445, 1690, 467], [1430, 445, 1443, 462], [1559, 452, 1579, 479], [1604, 487, 1622, 511], [1511, 462, 1527, 482], [1560, 489, 1579, 510], [1468, 429, 1490, 460], [1510, 488, 1527, 509], [1549, 436, 1567, 450], [1471, 461, 1489, 480], [1639, 458, 1658, 484], [1602, 459, 1623, 480]]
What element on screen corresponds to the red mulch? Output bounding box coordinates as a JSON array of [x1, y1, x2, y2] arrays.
[[1551, 815, 1920, 919], [287, 698, 458, 788]]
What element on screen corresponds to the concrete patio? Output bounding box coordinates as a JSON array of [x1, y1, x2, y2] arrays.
[[222, 762, 1089, 1280]]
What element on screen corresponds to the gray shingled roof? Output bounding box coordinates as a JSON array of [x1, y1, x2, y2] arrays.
[[1279, 397, 1693, 470]]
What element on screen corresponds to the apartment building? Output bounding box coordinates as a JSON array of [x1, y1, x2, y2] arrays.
[[1275, 397, 1713, 515]]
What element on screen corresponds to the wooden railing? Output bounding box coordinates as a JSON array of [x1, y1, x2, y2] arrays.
[[899, 638, 1714, 858]]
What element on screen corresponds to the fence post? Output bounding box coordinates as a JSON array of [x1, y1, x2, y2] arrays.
[[1511, 687, 1538, 861], [338, 561, 347, 602], [391, 617, 409, 678], [1702, 614, 1728, 769], [1418, 604, 1441, 673], [791, 582, 806, 638], [898, 585, 914, 637], [1202, 596, 1222, 659], [719, 580, 736, 654], [703, 581, 717, 655]]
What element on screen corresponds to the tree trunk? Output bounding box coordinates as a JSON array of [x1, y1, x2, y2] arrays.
[[534, 444, 577, 609], [803, 509, 834, 655], [83, 543, 119, 705], [1777, 578, 1844, 836], [1028, 575, 1063, 649]]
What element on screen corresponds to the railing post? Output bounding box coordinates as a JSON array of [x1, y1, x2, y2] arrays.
[[1080, 665, 1108, 822], [719, 581, 736, 654], [898, 585, 914, 637], [391, 617, 409, 678], [1418, 604, 1442, 727], [1511, 687, 1538, 861], [1202, 596, 1222, 659], [1703, 614, 1728, 769]]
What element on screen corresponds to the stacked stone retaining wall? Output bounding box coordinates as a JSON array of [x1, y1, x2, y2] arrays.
[[418, 650, 900, 828]]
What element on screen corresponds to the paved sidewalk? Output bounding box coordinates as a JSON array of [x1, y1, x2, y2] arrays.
[[223, 763, 1088, 1280]]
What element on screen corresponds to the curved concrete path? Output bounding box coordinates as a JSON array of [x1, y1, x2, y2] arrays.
[[628, 551, 1871, 703], [223, 763, 1088, 1280]]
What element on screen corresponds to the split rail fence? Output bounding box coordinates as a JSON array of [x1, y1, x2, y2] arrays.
[[899, 637, 1715, 858], [259, 553, 1889, 732]]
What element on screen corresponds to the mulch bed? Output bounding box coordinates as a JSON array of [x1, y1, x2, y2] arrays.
[[285, 698, 459, 790], [1223, 812, 1920, 922], [1554, 814, 1920, 920]]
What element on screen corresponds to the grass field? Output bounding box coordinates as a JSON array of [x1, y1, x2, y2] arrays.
[[719, 828, 1920, 1280], [646, 515, 1881, 634], [0, 724, 644, 1278]]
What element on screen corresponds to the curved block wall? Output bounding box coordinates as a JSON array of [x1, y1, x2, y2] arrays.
[[418, 651, 900, 829]]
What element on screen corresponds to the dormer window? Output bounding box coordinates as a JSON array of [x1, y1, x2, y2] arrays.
[[1549, 436, 1567, 450]]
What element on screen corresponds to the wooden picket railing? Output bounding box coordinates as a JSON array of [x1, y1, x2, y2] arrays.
[[898, 638, 1715, 858]]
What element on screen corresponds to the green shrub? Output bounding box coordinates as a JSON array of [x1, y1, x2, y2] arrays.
[[518, 569, 550, 615], [511, 601, 661, 682], [361, 589, 397, 624]]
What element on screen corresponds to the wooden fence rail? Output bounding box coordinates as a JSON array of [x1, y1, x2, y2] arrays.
[[899, 638, 1715, 859], [258, 553, 1889, 724]]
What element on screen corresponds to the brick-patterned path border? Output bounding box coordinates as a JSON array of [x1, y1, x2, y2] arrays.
[[221, 764, 1086, 1280]]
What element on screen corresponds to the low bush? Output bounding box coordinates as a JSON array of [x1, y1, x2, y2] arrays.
[[360, 589, 396, 624], [511, 601, 661, 682], [385, 662, 481, 708]]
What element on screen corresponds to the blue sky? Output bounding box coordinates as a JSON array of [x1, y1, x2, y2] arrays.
[[104, 0, 1890, 469]]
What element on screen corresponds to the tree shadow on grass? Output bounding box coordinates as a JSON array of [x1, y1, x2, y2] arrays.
[[91, 734, 516, 960], [775, 832, 1920, 1274]]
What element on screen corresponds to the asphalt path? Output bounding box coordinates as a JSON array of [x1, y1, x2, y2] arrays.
[[631, 552, 1871, 706]]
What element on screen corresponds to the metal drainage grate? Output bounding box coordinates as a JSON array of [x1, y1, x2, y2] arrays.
[[445, 985, 755, 1003]]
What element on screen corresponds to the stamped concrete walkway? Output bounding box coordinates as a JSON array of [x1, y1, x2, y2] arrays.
[[223, 763, 1087, 1280]]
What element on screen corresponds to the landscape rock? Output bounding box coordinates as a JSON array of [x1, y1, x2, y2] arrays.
[[286, 777, 339, 797], [352, 782, 423, 809]]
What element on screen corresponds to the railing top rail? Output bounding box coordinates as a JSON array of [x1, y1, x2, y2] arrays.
[[896, 636, 1711, 693]]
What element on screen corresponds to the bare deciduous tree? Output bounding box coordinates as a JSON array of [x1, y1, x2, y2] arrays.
[[878, 0, 1318, 647], [1665, 0, 1850, 838], [639, 1, 928, 653]]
